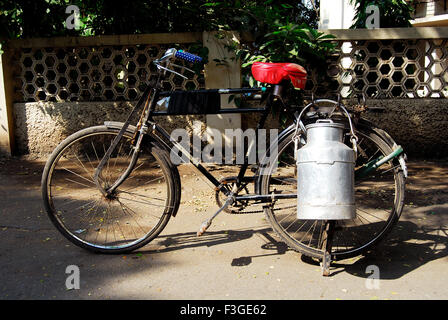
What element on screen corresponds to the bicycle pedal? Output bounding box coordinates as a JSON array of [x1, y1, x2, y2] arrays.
[[197, 219, 212, 237]]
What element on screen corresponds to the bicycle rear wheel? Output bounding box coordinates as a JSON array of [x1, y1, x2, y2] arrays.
[[259, 120, 405, 260], [41, 125, 180, 253]]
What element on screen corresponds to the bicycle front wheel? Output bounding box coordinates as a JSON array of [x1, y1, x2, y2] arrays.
[[259, 120, 405, 260], [41, 125, 179, 253]]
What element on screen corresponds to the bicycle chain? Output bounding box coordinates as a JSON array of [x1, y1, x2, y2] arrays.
[[225, 203, 297, 215], [215, 178, 296, 214]]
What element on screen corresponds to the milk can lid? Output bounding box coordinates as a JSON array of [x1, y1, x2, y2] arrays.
[[305, 121, 346, 130]]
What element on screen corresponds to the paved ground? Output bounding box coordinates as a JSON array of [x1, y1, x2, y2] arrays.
[[0, 156, 447, 300]]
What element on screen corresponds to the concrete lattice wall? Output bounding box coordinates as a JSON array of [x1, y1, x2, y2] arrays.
[[2, 29, 448, 158]]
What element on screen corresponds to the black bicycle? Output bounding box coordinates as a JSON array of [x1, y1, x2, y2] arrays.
[[41, 48, 407, 275]]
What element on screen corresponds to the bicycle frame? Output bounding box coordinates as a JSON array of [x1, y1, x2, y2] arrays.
[[95, 59, 301, 202], [146, 83, 298, 203], [93, 48, 299, 199], [94, 51, 405, 205]]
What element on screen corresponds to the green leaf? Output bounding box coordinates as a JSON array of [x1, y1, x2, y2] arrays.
[[288, 48, 298, 56], [200, 2, 224, 7]]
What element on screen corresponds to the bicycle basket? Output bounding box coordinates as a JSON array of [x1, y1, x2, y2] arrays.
[[167, 90, 221, 115]]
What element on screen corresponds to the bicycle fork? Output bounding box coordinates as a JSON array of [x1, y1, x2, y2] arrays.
[[93, 87, 156, 197]]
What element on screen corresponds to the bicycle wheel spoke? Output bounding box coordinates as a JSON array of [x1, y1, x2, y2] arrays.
[[317, 220, 325, 249], [290, 220, 311, 239], [121, 175, 165, 193], [380, 164, 400, 175], [366, 147, 381, 163], [90, 141, 108, 185], [72, 151, 95, 181], [112, 142, 125, 170], [117, 161, 147, 184], [282, 216, 299, 233], [55, 195, 94, 209], [116, 199, 151, 235], [102, 141, 117, 188], [278, 209, 296, 225], [64, 177, 94, 189], [103, 202, 112, 245], [91, 141, 101, 163], [83, 149, 96, 172], [357, 207, 386, 222], [118, 195, 171, 209], [60, 166, 95, 185], [78, 199, 102, 234], [307, 220, 318, 247], [94, 204, 110, 244], [71, 198, 99, 212], [119, 189, 166, 202], [43, 128, 176, 253], [298, 220, 317, 243], [114, 200, 140, 242]]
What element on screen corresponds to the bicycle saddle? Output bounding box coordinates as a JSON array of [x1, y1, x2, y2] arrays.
[[251, 62, 307, 89]]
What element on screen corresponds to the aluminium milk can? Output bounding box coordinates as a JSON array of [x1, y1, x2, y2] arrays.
[[296, 120, 356, 220]]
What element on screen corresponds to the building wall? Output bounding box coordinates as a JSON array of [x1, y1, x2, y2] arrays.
[[319, 0, 356, 29], [413, 0, 448, 18], [13, 101, 206, 157], [5, 29, 448, 159]]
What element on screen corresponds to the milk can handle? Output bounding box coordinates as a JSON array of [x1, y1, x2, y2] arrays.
[[295, 100, 359, 153]]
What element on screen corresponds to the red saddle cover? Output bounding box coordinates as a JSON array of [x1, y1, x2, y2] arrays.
[[251, 62, 307, 89]]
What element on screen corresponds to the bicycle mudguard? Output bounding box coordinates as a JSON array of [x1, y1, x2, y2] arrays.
[[104, 121, 171, 154], [104, 121, 137, 135]]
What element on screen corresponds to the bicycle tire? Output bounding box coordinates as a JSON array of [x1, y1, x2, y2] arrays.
[[41, 125, 180, 254]]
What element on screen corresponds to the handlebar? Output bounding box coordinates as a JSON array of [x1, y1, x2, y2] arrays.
[[175, 50, 202, 63], [154, 48, 202, 64]]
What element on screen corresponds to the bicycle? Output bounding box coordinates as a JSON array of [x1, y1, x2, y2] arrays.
[[41, 48, 407, 275]]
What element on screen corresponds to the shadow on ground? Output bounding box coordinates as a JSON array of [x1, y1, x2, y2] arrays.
[[136, 217, 447, 281], [0, 157, 447, 299], [329, 220, 448, 279], [138, 227, 289, 264]]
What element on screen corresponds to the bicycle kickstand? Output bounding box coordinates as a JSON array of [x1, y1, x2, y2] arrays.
[[321, 221, 335, 277], [197, 186, 237, 237]]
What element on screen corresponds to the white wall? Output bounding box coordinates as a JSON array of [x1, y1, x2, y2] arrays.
[[319, 0, 356, 29]]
